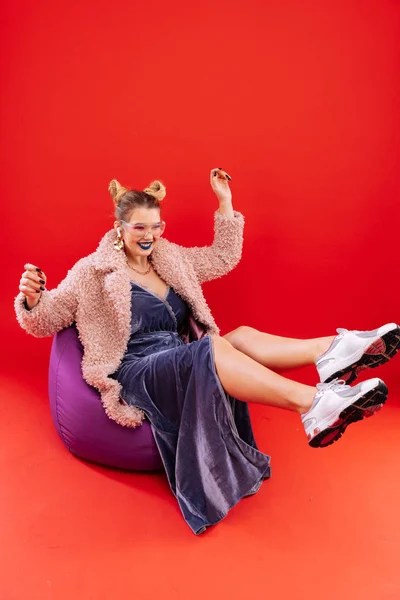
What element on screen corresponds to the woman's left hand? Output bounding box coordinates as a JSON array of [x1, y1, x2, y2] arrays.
[[210, 168, 232, 204]]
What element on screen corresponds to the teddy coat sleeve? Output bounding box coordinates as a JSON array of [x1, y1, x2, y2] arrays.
[[179, 210, 245, 284], [14, 258, 86, 338]]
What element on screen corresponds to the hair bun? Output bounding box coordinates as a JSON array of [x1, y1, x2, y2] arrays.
[[143, 180, 166, 202], [108, 179, 129, 207]]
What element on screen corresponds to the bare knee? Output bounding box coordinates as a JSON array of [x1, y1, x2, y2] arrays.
[[223, 326, 256, 346], [211, 335, 241, 363], [211, 334, 233, 352], [210, 335, 238, 371]]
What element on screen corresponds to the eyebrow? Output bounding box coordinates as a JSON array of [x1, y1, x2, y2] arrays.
[[132, 221, 162, 226]]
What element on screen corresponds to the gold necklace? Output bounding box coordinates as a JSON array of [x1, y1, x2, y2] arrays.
[[126, 260, 152, 275]]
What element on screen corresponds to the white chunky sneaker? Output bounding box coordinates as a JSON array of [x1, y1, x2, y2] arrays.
[[302, 378, 388, 448], [316, 323, 400, 384]]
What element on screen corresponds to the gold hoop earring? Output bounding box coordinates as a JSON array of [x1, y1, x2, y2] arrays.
[[113, 227, 124, 251]]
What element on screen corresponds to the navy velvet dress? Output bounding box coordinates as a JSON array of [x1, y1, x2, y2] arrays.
[[112, 282, 271, 535]]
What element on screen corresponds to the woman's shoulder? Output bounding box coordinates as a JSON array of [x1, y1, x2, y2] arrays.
[[153, 237, 189, 261], [64, 244, 108, 281], [59, 255, 96, 288], [69, 230, 124, 275]]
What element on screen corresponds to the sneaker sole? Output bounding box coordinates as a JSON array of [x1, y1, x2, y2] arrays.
[[324, 326, 400, 385], [308, 380, 388, 448]]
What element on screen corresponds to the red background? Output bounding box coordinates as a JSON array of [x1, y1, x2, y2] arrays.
[[1, 1, 400, 598], [3, 0, 399, 358]]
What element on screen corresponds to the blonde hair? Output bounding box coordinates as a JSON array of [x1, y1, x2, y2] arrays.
[[143, 180, 166, 202], [108, 179, 166, 221]]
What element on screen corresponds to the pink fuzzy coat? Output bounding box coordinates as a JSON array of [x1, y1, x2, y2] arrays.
[[14, 210, 244, 427]]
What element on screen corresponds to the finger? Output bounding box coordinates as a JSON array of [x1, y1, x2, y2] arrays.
[[23, 272, 46, 287], [23, 267, 47, 283], [211, 174, 230, 187], [210, 168, 232, 181], [23, 263, 44, 275], [19, 282, 41, 295], [20, 276, 45, 292], [32, 270, 47, 285], [217, 168, 232, 181]]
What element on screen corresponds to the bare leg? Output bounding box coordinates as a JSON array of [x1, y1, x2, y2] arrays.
[[211, 336, 317, 415], [223, 326, 335, 370]]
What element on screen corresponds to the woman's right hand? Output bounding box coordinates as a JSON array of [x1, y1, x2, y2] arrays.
[[19, 264, 47, 309]]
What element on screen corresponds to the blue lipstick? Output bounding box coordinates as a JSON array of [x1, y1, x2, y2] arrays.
[[137, 242, 153, 250]]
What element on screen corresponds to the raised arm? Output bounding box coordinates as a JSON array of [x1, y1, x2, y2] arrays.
[[14, 258, 85, 337], [180, 209, 244, 283], [179, 168, 245, 283]]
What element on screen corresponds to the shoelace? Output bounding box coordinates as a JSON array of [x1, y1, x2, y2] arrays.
[[302, 379, 350, 418], [316, 378, 349, 394], [302, 379, 349, 419]]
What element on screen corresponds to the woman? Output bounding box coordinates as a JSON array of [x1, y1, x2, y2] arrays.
[[15, 168, 400, 535]]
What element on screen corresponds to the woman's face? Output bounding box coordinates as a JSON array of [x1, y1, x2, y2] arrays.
[[116, 206, 165, 258]]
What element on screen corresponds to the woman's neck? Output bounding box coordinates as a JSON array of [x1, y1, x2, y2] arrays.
[[125, 251, 151, 269]]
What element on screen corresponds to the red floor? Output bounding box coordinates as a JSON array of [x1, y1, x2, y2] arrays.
[[1, 360, 400, 600]]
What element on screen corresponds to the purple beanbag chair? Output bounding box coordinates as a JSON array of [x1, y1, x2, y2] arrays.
[[48, 324, 162, 471]]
